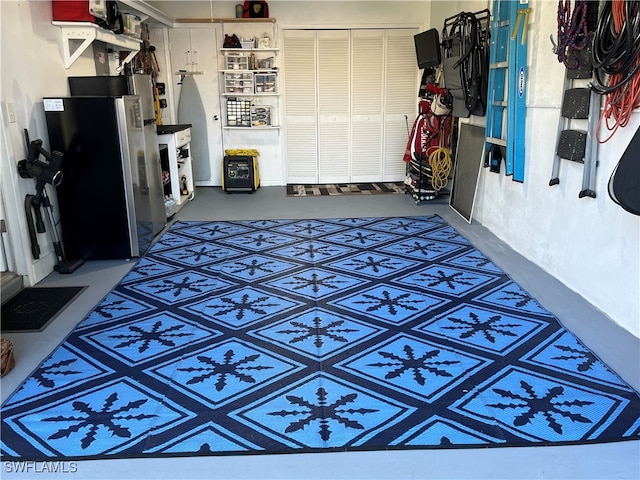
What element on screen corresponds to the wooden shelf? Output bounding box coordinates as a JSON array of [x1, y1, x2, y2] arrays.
[[224, 126, 280, 130], [222, 93, 278, 97], [219, 48, 279, 53], [220, 70, 278, 74], [176, 17, 276, 24]]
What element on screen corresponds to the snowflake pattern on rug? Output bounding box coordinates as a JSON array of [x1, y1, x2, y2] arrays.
[[1, 215, 639, 460]]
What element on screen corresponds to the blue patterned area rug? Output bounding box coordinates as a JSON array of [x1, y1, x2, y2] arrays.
[[2, 215, 639, 460]]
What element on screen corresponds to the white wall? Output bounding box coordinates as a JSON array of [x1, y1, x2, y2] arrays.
[[429, 0, 489, 32], [151, 1, 429, 27], [469, 0, 640, 337], [1, 0, 97, 286]]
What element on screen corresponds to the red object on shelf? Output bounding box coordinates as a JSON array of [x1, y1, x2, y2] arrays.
[[242, 1, 269, 18], [52, 1, 96, 22]]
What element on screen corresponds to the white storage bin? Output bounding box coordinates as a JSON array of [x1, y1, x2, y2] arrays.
[[226, 53, 249, 70], [225, 72, 254, 94], [254, 73, 277, 93], [241, 39, 255, 49]]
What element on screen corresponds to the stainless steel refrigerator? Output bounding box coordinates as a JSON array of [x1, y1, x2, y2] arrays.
[[68, 74, 158, 121], [44, 94, 166, 260]]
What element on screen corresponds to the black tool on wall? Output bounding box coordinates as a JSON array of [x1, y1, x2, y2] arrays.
[[441, 9, 490, 118], [18, 129, 84, 274]]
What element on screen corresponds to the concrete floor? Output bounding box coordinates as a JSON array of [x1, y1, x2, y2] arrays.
[[2, 187, 639, 480]]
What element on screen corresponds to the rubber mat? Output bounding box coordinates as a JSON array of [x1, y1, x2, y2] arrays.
[[1, 286, 85, 332], [286, 182, 405, 196], [1, 216, 638, 461]]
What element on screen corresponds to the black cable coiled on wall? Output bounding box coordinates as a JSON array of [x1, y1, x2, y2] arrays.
[[590, 0, 640, 95]]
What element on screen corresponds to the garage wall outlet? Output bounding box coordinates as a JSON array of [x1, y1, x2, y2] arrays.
[[6, 103, 16, 123]]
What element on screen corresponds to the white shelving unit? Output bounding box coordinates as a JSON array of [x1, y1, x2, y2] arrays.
[[219, 48, 279, 129], [158, 127, 195, 218], [215, 18, 280, 130], [52, 1, 173, 70], [52, 21, 141, 69]]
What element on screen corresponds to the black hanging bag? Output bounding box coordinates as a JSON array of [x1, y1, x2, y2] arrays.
[[608, 128, 640, 216], [223, 34, 242, 48]]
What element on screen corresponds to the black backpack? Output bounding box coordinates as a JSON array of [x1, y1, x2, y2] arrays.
[[223, 34, 242, 48]]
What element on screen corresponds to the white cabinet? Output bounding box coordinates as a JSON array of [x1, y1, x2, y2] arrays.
[[158, 126, 195, 218]]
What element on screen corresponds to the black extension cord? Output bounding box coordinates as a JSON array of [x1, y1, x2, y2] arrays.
[[590, 0, 640, 95]]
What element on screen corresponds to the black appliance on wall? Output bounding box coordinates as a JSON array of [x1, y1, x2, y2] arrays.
[[414, 28, 441, 69], [44, 89, 165, 260]]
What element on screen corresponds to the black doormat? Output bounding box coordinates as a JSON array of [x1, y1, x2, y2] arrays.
[[286, 182, 406, 196], [1, 286, 86, 332]]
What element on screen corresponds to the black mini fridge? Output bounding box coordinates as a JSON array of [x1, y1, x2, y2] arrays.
[[44, 95, 166, 260]]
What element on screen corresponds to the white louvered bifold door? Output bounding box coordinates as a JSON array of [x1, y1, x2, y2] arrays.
[[283, 30, 318, 184], [351, 29, 385, 182], [284, 28, 418, 184], [384, 29, 418, 181], [317, 30, 351, 183]]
